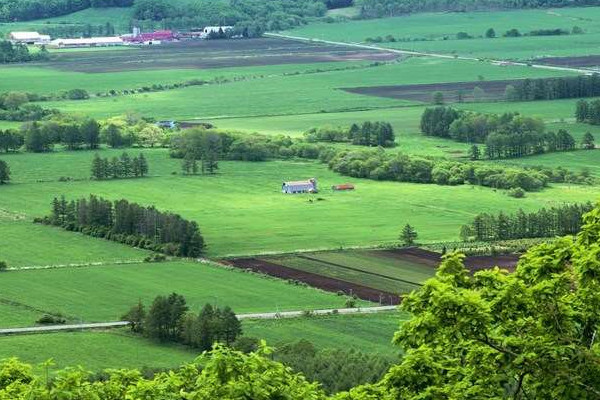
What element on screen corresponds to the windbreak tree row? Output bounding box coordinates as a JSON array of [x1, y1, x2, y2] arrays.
[[36, 195, 205, 257], [461, 202, 595, 241]]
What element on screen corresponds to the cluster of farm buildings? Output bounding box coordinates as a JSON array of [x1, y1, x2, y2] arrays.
[[7, 26, 233, 49]]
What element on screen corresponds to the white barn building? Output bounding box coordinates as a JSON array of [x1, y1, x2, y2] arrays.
[[9, 32, 51, 45], [48, 37, 124, 48], [282, 178, 318, 194]]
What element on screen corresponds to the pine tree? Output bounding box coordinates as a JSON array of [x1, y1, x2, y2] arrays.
[[469, 144, 481, 160], [0, 159, 10, 184], [582, 132, 595, 150], [91, 153, 104, 180], [400, 224, 418, 246], [120, 152, 132, 177], [138, 153, 149, 176]]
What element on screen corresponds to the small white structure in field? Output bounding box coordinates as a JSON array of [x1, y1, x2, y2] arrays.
[[48, 37, 124, 48], [9, 32, 51, 45], [282, 178, 318, 194]]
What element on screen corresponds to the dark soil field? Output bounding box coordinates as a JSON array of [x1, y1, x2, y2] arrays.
[[381, 248, 519, 273], [223, 248, 519, 304], [341, 79, 524, 103], [43, 38, 399, 73], [534, 55, 600, 68], [221, 257, 401, 305]]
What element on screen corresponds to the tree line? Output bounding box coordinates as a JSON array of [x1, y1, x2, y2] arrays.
[[461, 202, 594, 241], [507, 74, 600, 102], [357, 0, 600, 18], [324, 147, 583, 192], [133, 0, 327, 34], [122, 294, 242, 351], [0, 41, 48, 64], [421, 107, 583, 159], [37, 195, 204, 257], [20, 119, 101, 152], [91, 152, 148, 180], [304, 121, 396, 147]]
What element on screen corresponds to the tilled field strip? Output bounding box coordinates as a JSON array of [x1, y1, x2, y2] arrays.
[[296, 254, 423, 287]]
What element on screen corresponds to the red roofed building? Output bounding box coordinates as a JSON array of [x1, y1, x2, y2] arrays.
[[122, 30, 175, 44]]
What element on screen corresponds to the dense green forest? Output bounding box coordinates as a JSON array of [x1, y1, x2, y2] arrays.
[[357, 0, 600, 18], [0, 0, 132, 22]]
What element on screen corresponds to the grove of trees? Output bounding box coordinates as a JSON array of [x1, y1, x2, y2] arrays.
[[91, 152, 149, 180], [421, 107, 578, 159], [509, 74, 600, 102], [38, 195, 205, 257], [326, 147, 591, 191], [304, 121, 395, 147], [0, 41, 48, 64], [122, 294, 242, 351], [461, 202, 594, 241]]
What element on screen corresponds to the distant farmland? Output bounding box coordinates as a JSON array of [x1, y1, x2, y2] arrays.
[[42, 38, 400, 73]]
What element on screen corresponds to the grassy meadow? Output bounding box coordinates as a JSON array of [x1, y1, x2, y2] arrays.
[[1, 149, 598, 258], [0, 261, 353, 326], [0, 312, 404, 372], [39, 57, 572, 119], [285, 7, 600, 60], [243, 312, 405, 355], [0, 330, 198, 372]]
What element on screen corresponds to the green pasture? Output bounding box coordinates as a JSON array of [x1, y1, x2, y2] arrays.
[[0, 60, 374, 95], [243, 312, 405, 355], [0, 312, 403, 372], [285, 7, 600, 60], [206, 106, 471, 157], [499, 149, 600, 176], [0, 330, 198, 372], [0, 303, 42, 328], [0, 219, 148, 267], [0, 261, 352, 326], [41, 57, 572, 120], [1, 149, 598, 257]]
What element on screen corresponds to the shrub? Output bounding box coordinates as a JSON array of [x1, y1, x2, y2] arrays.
[[507, 187, 526, 198]]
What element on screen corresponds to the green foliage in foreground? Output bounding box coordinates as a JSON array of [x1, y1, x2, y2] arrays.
[[4, 207, 600, 398]]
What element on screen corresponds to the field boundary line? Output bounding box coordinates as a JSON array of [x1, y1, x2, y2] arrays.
[[0, 306, 398, 334], [7, 259, 147, 272], [295, 255, 423, 287], [265, 32, 594, 75]]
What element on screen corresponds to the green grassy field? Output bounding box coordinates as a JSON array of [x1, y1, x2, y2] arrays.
[[0, 261, 354, 327], [0, 60, 374, 95], [0, 219, 149, 267], [284, 7, 600, 60], [243, 312, 405, 355], [1, 149, 598, 257], [41, 57, 571, 119], [0, 330, 198, 372], [0, 312, 403, 372]]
